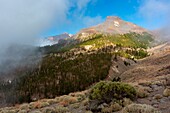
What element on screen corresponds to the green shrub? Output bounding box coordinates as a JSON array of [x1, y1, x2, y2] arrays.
[[89, 81, 136, 102]]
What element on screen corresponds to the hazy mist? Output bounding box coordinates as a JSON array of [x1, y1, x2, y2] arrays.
[[0, 0, 71, 74], [138, 0, 170, 41]]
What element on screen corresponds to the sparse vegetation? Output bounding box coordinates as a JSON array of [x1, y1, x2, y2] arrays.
[[89, 81, 137, 101], [54, 106, 69, 113], [163, 88, 170, 97], [122, 104, 161, 113], [79, 32, 153, 49], [135, 86, 149, 98], [0, 31, 154, 111]]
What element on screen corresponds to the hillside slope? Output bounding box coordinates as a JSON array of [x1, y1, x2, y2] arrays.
[[0, 16, 155, 110], [1, 43, 169, 113], [121, 43, 170, 83]]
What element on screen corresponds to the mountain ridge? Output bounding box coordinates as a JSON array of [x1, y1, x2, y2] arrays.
[[40, 33, 73, 47], [74, 16, 149, 40], [40, 16, 151, 48]]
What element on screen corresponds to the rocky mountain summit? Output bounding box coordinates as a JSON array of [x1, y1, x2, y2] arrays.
[[75, 16, 148, 40]]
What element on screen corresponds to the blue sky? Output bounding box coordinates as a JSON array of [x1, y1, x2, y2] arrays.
[[43, 0, 170, 37], [0, 0, 169, 45], [44, 0, 141, 36]]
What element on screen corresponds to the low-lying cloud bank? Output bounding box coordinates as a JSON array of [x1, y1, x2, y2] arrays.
[[0, 0, 102, 66], [0, 0, 71, 66]]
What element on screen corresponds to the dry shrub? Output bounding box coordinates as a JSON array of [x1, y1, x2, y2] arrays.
[[101, 103, 122, 113], [29, 101, 49, 109], [82, 98, 89, 106], [122, 98, 132, 107], [1, 109, 19, 113], [70, 103, 80, 109], [18, 110, 27, 113], [19, 103, 30, 110], [56, 95, 67, 102], [47, 99, 58, 104], [69, 91, 88, 101], [163, 88, 170, 97], [135, 86, 149, 98], [59, 101, 69, 107], [41, 107, 55, 113], [101, 107, 112, 113], [122, 103, 161, 113], [58, 95, 78, 106], [30, 110, 41, 113], [54, 106, 69, 113], [110, 103, 122, 112], [66, 96, 78, 104]]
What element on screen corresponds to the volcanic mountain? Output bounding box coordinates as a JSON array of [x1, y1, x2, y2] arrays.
[[75, 16, 149, 40]]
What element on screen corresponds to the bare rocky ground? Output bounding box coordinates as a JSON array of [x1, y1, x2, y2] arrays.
[[136, 81, 170, 113], [0, 43, 170, 113], [120, 43, 170, 113]]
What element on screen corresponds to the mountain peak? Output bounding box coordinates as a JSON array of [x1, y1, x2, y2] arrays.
[[106, 16, 122, 21], [76, 16, 148, 37]]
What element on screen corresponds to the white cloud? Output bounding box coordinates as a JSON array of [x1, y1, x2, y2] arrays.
[[0, 0, 71, 66], [139, 0, 170, 19], [0, 0, 70, 47], [83, 16, 103, 27], [138, 0, 170, 27], [137, 0, 170, 40], [77, 0, 91, 10]]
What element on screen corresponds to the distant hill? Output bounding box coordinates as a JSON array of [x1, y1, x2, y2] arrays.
[[40, 33, 73, 47]]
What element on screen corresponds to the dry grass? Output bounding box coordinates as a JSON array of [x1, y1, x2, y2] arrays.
[[135, 86, 149, 98], [29, 101, 49, 109], [101, 102, 122, 113], [122, 103, 161, 113], [19, 103, 30, 110], [41, 107, 55, 113], [54, 106, 69, 113], [122, 98, 132, 107]]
